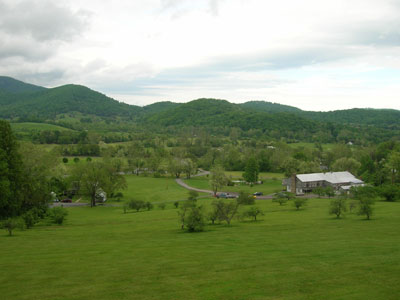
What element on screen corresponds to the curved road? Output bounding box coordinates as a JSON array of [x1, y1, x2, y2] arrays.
[[174, 170, 279, 199]]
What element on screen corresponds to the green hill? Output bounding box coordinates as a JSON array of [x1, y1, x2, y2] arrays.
[[0, 80, 141, 119], [0, 76, 46, 94]]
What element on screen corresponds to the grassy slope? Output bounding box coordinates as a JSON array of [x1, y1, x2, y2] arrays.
[[11, 122, 75, 132], [1, 198, 399, 300]]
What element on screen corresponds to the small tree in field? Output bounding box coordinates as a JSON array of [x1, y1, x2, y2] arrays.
[[210, 164, 228, 196], [2, 218, 20, 236], [184, 205, 205, 232], [293, 198, 307, 210], [358, 198, 374, 220], [313, 187, 325, 197], [212, 199, 241, 225], [243, 206, 264, 221], [188, 190, 198, 202], [174, 201, 179, 208], [324, 186, 336, 198], [329, 198, 347, 218], [158, 203, 166, 210]]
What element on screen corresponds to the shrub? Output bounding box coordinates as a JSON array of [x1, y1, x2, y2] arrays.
[[48, 207, 68, 225], [153, 172, 162, 178], [293, 198, 308, 210], [158, 203, 166, 210], [62, 157, 68, 163], [174, 201, 179, 208], [145, 202, 153, 211], [237, 191, 255, 205], [86, 157, 92, 162], [73, 157, 80, 163], [22, 210, 39, 229], [128, 199, 145, 212], [184, 205, 206, 232], [329, 198, 347, 218], [2, 218, 21, 236]]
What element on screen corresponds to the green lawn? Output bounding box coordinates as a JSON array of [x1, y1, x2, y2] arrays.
[[119, 175, 205, 204], [186, 176, 284, 195], [1, 197, 400, 300]]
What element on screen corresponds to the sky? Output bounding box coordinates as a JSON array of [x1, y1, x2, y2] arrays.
[[1, 0, 400, 111]]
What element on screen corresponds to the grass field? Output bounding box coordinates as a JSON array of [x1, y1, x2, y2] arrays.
[[120, 175, 208, 203], [1, 196, 400, 300]]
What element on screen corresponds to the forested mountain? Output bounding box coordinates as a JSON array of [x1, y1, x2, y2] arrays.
[[1, 76, 400, 144], [0, 82, 141, 119]]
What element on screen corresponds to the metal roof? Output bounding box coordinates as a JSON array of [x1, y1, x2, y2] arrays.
[[296, 171, 363, 184]]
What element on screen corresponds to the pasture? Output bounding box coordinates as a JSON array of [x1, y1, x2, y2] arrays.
[[1, 191, 400, 300]]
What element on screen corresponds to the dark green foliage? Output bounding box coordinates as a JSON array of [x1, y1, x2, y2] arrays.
[[73, 157, 80, 163], [48, 207, 68, 225], [293, 198, 308, 210], [243, 157, 259, 185], [62, 157, 68, 163], [0, 120, 24, 219], [144, 202, 153, 211], [329, 198, 347, 218], [128, 199, 145, 212], [0, 76, 45, 94], [379, 184, 400, 202], [173, 201, 179, 208], [158, 203, 166, 210]]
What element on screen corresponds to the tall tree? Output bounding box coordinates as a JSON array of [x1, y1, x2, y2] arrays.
[[0, 120, 23, 219], [210, 164, 227, 196], [243, 157, 259, 186]]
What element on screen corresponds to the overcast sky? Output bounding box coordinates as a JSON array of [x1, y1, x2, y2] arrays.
[[1, 0, 400, 111]]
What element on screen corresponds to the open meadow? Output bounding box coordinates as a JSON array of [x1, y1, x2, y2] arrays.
[[1, 186, 400, 300]]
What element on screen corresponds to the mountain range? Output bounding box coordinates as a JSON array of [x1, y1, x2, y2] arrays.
[[0, 76, 399, 142]]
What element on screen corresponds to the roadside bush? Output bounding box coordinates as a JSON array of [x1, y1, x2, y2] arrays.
[[48, 207, 68, 225], [62, 157, 68, 163]]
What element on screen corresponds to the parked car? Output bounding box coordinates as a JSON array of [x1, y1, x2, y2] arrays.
[[216, 192, 237, 199], [253, 192, 263, 196], [60, 198, 72, 203]]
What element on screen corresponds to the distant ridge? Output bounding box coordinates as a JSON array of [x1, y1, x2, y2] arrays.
[[0, 76, 46, 94]]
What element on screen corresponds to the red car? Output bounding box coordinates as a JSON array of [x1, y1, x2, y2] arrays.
[[60, 198, 72, 203]]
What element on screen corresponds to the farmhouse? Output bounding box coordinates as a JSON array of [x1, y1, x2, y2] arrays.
[[283, 171, 364, 195]]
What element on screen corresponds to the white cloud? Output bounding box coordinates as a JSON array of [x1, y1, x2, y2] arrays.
[[2, 0, 400, 110]]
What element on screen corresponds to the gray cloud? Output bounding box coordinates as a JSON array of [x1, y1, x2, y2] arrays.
[[0, 0, 89, 42]]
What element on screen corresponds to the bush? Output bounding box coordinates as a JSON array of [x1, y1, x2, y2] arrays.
[[86, 157, 92, 162], [128, 199, 145, 212], [22, 210, 39, 229], [174, 201, 179, 208], [153, 172, 162, 178], [329, 198, 347, 218], [73, 157, 80, 163], [2, 218, 21, 236], [293, 198, 308, 210], [237, 191, 255, 205], [184, 205, 206, 232], [158, 203, 166, 210], [145, 202, 153, 211], [48, 207, 68, 225], [62, 157, 68, 163]]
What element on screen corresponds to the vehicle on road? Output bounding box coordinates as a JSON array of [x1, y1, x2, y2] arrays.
[[60, 198, 72, 203], [216, 192, 237, 199], [253, 192, 263, 196]]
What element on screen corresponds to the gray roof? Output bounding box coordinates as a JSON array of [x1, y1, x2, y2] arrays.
[[296, 171, 363, 184]]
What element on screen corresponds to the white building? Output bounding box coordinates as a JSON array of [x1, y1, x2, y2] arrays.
[[283, 171, 364, 195]]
